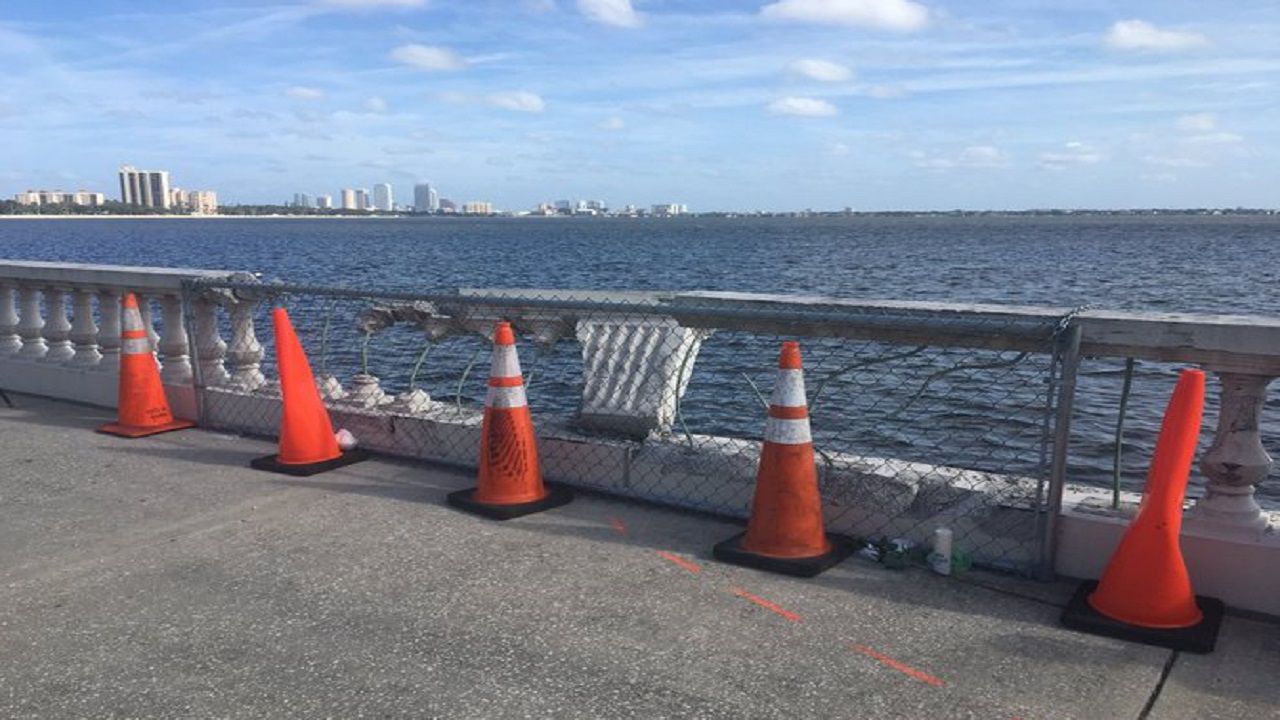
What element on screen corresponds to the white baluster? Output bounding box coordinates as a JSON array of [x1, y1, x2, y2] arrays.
[[43, 288, 74, 362], [69, 289, 102, 366], [1188, 371, 1274, 534], [193, 298, 230, 386], [136, 295, 161, 352], [97, 290, 122, 372], [158, 294, 192, 384], [227, 300, 265, 391], [17, 286, 47, 359], [0, 283, 20, 354]]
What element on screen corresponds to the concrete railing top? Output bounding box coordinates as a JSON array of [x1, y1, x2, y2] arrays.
[[0, 260, 253, 293], [448, 288, 1280, 375]]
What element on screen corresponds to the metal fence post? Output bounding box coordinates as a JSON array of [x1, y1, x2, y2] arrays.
[[1039, 321, 1083, 580]]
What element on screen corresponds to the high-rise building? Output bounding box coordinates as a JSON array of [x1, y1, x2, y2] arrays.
[[118, 165, 172, 209], [340, 188, 357, 210], [462, 201, 494, 215], [373, 183, 394, 212], [292, 192, 314, 208], [355, 188, 371, 211], [413, 183, 439, 213], [316, 195, 333, 209]]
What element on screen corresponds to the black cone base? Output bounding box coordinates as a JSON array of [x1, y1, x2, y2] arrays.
[[447, 482, 573, 521], [1060, 580, 1224, 654], [250, 447, 370, 477], [713, 531, 857, 578]]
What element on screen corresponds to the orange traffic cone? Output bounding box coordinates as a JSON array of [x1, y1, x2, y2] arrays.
[[250, 307, 368, 476], [1061, 369, 1224, 653], [447, 321, 572, 520], [97, 293, 195, 438], [713, 341, 855, 577]]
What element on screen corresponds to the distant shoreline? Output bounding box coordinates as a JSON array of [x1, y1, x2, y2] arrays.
[[0, 214, 408, 220], [0, 210, 1276, 220]]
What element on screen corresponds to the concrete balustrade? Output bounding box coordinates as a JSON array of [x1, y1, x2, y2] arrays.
[[0, 261, 253, 414]]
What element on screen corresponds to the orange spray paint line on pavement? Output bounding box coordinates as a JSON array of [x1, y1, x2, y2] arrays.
[[849, 644, 946, 687], [730, 587, 801, 623], [655, 551, 702, 575]]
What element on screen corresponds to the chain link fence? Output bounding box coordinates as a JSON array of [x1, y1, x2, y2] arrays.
[[184, 280, 1082, 577]]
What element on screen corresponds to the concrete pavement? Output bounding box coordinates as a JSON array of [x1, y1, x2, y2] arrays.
[[1, 394, 1275, 719]]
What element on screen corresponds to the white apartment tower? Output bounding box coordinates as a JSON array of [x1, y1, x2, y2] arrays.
[[340, 188, 357, 210], [413, 183, 439, 213], [118, 166, 172, 209], [373, 183, 394, 212]]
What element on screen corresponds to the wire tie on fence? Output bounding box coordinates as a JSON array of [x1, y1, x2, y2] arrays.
[[1052, 304, 1090, 340]]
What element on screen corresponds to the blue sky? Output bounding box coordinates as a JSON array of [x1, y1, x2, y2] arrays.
[[2, 0, 1278, 210]]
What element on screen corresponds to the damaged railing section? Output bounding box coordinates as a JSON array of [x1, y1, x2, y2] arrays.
[[184, 279, 1083, 576]]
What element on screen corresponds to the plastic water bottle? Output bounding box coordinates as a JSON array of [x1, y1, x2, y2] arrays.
[[928, 527, 953, 576]]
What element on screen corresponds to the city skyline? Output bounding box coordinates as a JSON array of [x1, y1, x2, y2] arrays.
[[2, 1, 1278, 210]]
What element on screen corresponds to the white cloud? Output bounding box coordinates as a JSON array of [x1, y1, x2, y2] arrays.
[[767, 96, 838, 117], [1144, 156, 1207, 168], [958, 145, 1009, 168], [762, 0, 928, 32], [364, 96, 388, 113], [1176, 113, 1216, 132], [577, 0, 641, 28], [437, 91, 470, 105], [487, 91, 545, 113], [1039, 141, 1105, 170], [865, 84, 907, 99], [831, 142, 851, 156], [286, 86, 325, 101], [789, 58, 854, 83], [317, 0, 427, 8], [599, 116, 625, 130], [1181, 132, 1243, 145], [913, 145, 1009, 171], [390, 44, 467, 71], [1172, 114, 1243, 145], [1106, 20, 1207, 52]]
